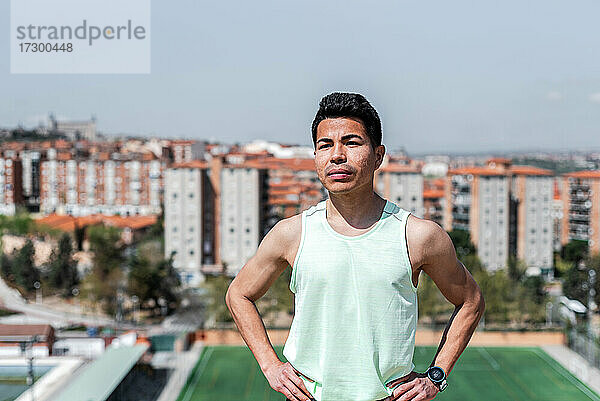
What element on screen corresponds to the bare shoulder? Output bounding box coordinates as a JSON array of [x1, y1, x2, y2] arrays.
[[264, 213, 302, 266], [405, 214, 455, 268]]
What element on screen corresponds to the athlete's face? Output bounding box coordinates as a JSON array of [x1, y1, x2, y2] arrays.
[[313, 117, 385, 194]]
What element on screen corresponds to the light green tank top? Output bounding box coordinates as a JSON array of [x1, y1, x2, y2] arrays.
[[283, 198, 418, 401]]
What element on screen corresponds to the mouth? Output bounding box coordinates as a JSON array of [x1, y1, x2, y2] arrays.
[[327, 169, 352, 180]]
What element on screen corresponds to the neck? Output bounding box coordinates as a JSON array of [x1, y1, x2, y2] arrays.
[[326, 185, 386, 228]]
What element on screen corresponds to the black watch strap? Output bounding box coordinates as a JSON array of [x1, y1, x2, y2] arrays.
[[426, 366, 448, 392]]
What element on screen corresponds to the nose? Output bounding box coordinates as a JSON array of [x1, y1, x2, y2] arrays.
[[330, 141, 346, 164]]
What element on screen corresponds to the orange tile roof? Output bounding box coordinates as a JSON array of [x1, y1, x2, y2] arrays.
[[510, 165, 553, 176], [171, 160, 208, 169], [380, 164, 420, 173], [36, 214, 158, 232], [423, 189, 445, 199], [563, 170, 600, 179], [448, 167, 506, 177], [56, 152, 72, 161], [268, 199, 301, 206], [248, 157, 316, 171], [169, 140, 195, 145]]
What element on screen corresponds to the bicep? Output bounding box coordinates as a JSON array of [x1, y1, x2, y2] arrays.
[[228, 220, 296, 302]]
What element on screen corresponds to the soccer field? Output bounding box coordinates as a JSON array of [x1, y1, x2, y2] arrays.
[[176, 345, 600, 401]]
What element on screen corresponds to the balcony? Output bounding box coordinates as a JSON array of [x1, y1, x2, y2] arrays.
[[453, 212, 469, 221], [570, 203, 591, 212], [569, 212, 589, 222], [452, 222, 469, 231]]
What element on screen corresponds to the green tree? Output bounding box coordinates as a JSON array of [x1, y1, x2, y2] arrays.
[[587, 254, 600, 308], [554, 256, 574, 278], [0, 212, 35, 235], [256, 266, 295, 322], [12, 239, 39, 291], [84, 224, 126, 314], [87, 224, 125, 276], [127, 251, 180, 316], [448, 230, 477, 260], [201, 274, 234, 325], [48, 233, 79, 296], [475, 269, 513, 323], [562, 264, 588, 304], [562, 240, 588, 265], [0, 247, 15, 284], [507, 256, 527, 283]]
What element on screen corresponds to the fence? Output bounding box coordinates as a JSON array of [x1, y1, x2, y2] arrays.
[[567, 328, 600, 369]]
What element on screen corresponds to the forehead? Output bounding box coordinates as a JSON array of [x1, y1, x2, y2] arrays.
[[315, 117, 367, 140]]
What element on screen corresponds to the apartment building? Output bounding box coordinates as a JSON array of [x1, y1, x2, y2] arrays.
[[219, 163, 269, 276], [510, 166, 554, 274], [375, 164, 424, 217], [444, 161, 554, 273], [423, 178, 445, 226], [164, 161, 214, 286], [20, 150, 41, 211], [259, 157, 325, 222], [0, 157, 24, 215], [560, 171, 600, 254], [40, 151, 164, 216], [445, 167, 509, 271]]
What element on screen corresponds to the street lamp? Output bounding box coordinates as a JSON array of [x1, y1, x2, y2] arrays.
[[72, 287, 80, 316], [19, 335, 38, 401], [33, 281, 41, 304], [131, 295, 139, 325], [589, 269, 596, 337], [116, 289, 124, 323], [158, 297, 167, 317]]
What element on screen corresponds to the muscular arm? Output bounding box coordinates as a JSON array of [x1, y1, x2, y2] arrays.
[[225, 215, 314, 401], [407, 217, 485, 376], [384, 217, 485, 401]]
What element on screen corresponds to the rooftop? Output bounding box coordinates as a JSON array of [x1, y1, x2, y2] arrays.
[[563, 170, 600, 179], [36, 214, 158, 232], [55, 344, 149, 401]]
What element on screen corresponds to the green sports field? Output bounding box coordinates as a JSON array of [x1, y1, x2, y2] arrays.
[[176, 345, 600, 401]]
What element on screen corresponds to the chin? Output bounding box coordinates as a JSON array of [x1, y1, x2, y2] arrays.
[[324, 181, 356, 194]]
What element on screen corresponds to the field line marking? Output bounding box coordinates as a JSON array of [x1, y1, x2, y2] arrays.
[[182, 347, 214, 401], [477, 347, 500, 371], [534, 348, 600, 401]]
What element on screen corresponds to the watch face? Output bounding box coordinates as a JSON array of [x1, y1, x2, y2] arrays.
[[428, 367, 445, 382]]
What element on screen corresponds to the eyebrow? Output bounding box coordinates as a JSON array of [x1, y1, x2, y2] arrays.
[[316, 134, 364, 144]]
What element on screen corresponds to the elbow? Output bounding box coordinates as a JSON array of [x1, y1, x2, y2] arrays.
[[475, 290, 485, 319], [225, 281, 236, 309]]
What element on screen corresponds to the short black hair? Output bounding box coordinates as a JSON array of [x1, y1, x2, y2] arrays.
[[311, 92, 382, 149]]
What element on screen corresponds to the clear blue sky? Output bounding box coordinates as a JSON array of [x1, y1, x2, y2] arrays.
[[2, 0, 600, 153]]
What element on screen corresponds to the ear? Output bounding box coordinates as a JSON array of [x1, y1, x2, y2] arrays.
[[375, 144, 386, 169]]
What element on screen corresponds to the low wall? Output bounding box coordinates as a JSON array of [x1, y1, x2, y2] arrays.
[[195, 329, 565, 347]]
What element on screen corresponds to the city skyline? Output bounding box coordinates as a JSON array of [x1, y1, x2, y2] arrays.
[[2, 0, 600, 154]]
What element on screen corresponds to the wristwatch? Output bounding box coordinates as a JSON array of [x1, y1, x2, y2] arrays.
[[426, 366, 448, 392]]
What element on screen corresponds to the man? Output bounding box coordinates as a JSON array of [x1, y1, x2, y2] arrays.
[[226, 92, 485, 401]]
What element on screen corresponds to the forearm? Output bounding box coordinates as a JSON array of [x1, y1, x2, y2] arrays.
[[226, 289, 281, 373], [431, 296, 484, 376]]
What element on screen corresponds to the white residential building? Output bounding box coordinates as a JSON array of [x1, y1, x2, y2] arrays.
[[164, 162, 207, 287], [220, 165, 268, 276]]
